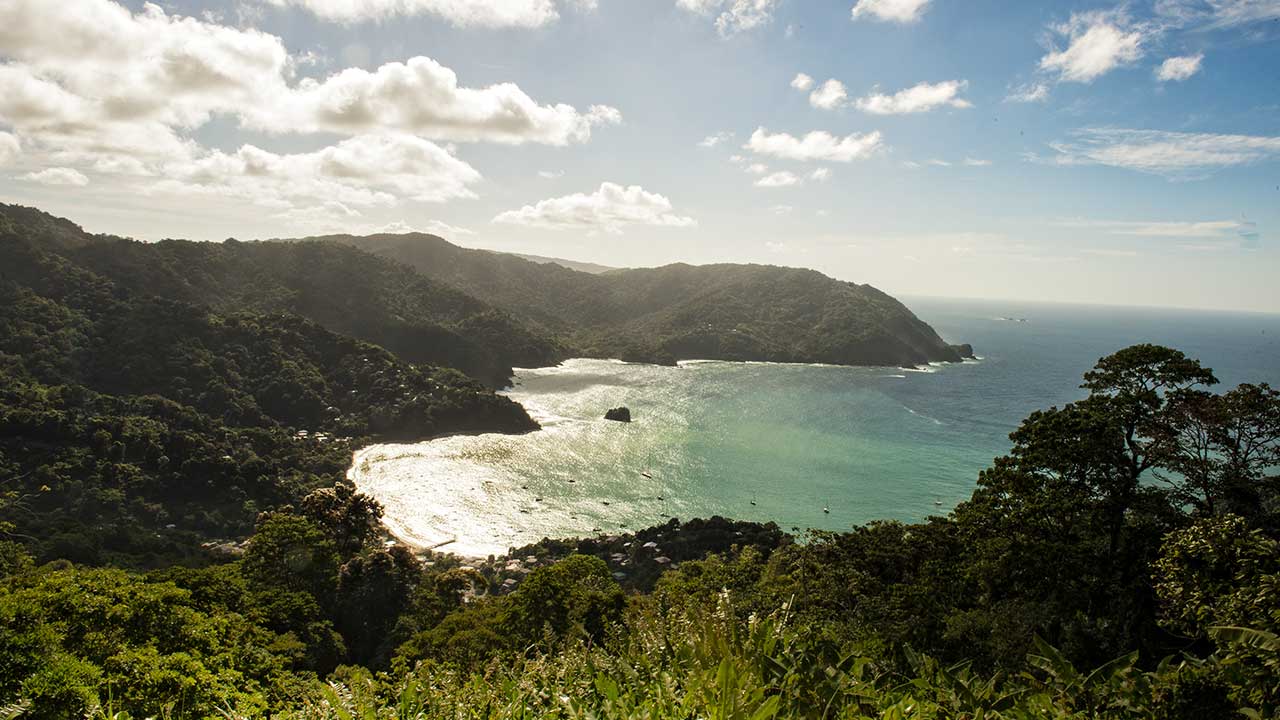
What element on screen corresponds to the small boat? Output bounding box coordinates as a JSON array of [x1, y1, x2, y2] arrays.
[[822, 506, 830, 514], [602, 501, 611, 506], [639, 471, 653, 479], [656, 496, 664, 501], [535, 497, 543, 502], [934, 500, 943, 506]]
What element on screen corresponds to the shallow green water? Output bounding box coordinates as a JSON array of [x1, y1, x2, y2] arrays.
[[351, 298, 1280, 557]]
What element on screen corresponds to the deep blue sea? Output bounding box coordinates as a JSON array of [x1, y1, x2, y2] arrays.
[[351, 297, 1280, 556]]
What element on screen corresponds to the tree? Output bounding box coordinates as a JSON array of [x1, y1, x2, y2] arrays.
[[503, 554, 626, 649], [241, 513, 339, 606], [300, 480, 384, 558], [335, 546, 420, 668]]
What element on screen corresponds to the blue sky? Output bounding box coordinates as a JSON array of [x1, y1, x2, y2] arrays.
[[1, 0, 1278, 312]]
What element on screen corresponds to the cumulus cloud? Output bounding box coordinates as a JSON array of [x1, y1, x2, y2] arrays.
[[1006, 82, 1050, 103], [538, 169, 565, 179], [1156, 54, 1204, 81], [1039, 11, 1145, 83], [809, 79, 849, 110], [755, 171, 800, 187], [854, 80, 971, 114], [676, 0, 780, 36], [21, 167, 90, 186], [0, 132, 19, 165], [699, 131, 734, 147], [271, 57, 621, 144], [155, 134, 482, 208], [850, 0, 930, 23], [0, 0, 620, 215], [745, 127, 884, 162], [493, 182, 696, 234], [1041, 128, 1280, 178], [791, 73, 815, 91], [259, 0, 591, 27]]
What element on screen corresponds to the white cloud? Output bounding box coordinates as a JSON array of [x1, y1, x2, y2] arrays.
[[963, 158, 992, 166], [493, 182, 696, 234], [850, 0, 930, 23], [21, 167, 89, 186], [809, 79, 849, 110], [1057, 217, 1262, 250], [1006, 82, 1050, 103], [273, 202, 476, 237], [1156, 54, 1204, 81], [0, 0, 616, 151], [0, 132, 19, 165], [699, 131, 734, 147], [1039, 12, 1145, 83], [397, 219, 476, 237], [755, 171, 800, 187], [771, 204, 794, 215], [927, 159, 951, 167], [791, 73, 814, 91], [538, 169, 565, 179], [0, 0, 621, 218], [1061, 218, 1256, 238], [156, 134, 481, 208], [677, 0, 780, 37], [854, 80, 971, 114], [745, 127, 884, 162], [750, 165, 829, 187], [259, 0, 591, 27], [1042, 128, 1280, 178], [1155, 0, 1280, 29], [270, 56, 621, 145]]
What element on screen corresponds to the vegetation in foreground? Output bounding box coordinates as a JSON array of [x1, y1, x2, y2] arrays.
[[1, 344, 1276, 718]]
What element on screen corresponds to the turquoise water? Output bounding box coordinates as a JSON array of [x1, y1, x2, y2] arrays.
[[351, 298, 1280, 557]]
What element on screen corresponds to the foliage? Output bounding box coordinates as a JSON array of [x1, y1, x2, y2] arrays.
[[320, 232, 972, 367]]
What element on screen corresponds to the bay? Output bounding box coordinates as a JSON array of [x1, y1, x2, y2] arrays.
[[351, 297, 1280, 557]]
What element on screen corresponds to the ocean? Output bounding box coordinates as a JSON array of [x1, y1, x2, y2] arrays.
[[350, 297, 1280, 557]]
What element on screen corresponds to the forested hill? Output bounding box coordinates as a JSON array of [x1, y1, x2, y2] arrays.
[[0, 204, 562, 386], [308, 232, 974, 367], [0, 206, 536, 566]]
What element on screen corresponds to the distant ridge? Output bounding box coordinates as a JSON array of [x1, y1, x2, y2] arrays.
[[507, 252, 616, 275], [310, 232, 974, 368]]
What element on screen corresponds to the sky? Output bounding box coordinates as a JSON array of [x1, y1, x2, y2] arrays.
[[1, 0, 1278, 313]]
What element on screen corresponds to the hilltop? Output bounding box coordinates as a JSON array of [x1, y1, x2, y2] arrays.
[[309, 232, 974, 367]]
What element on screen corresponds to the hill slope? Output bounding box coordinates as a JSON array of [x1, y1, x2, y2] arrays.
[[0, 205, 562, 386], [0, 207, 536, 565], [313, 232, 973, 366]]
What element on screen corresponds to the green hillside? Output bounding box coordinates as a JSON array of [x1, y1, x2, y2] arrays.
[[313, 232, 973, 367]]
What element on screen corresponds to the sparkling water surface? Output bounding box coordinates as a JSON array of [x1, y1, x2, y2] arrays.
[[351, 298, 1280, 557]]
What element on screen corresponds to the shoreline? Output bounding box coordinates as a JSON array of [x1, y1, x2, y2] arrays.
[[351, 356, 984, 560]]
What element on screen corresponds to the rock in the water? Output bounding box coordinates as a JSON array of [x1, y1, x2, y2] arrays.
[[950, 343, 976, 359], [604, 407, 632, 423]]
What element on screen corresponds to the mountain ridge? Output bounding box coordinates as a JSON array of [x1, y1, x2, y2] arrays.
[[306, 231, 974, 368]]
